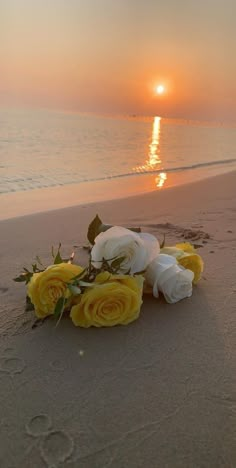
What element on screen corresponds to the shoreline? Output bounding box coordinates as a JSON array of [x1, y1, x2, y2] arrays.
[[1, 165, 236, 222]]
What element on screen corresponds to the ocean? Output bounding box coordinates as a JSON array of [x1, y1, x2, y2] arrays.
[[1, 107, 236, 199]]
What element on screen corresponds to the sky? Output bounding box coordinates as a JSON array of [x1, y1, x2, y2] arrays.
[[1, 0, 236, 121]]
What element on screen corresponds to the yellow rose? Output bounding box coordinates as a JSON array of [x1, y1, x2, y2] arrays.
[[177, 254, 204, 284], [175, 243, 203, 284], [175, 242, 196, 253], [161, 243, 203, 284], [95, 271, 112, 283], [27, 263, 83, 318], [70, 274, 144, 328]]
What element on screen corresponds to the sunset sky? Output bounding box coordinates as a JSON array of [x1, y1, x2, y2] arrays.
[[1, 0, 236, 121]]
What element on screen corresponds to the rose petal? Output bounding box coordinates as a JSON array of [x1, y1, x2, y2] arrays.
[[145, 254, 194, 304], [139, 233, 160, 266]]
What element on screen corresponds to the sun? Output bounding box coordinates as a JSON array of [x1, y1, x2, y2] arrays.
[[155, 84, 165, 95]]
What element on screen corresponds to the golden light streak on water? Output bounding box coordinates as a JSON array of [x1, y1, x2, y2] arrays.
[[155, 171, 167, 187], [133, 116, 162, 173]]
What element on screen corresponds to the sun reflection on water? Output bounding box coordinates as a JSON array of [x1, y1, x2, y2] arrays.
[[133, 116, 167, 188], [149, 116, 161, 167], [155, 172, 167, 187]]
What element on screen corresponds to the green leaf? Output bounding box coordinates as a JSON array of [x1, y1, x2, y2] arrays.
[[53, 296, 66, 318], [24, 273, 33, 285], [160, 234, 166, 249], [111, 256, 126, 270], [51, 243, 71, 264], [13, 271, 33, 284], [13, 274, 28, 283], [67, 284, 81, 295], [70, 268, 86, 283], [53, 243, 63, 264], [78, 280, 96, 287], [54, 252, 63, 264], [87, 214, 102, 245], [25, 295, 34, 312], [87, 215, 141, 245]]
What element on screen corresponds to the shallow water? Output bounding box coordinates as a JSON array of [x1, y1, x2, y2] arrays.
[[1, 108, 236, 195]]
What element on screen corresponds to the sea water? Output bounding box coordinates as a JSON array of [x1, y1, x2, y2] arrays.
[[1, 107, 236, 197]]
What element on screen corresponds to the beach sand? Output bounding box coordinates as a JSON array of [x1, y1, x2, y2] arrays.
[[0, 171, 236, 467]]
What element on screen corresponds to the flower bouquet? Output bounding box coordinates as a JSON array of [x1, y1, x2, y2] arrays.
[[14, 215, 204, 328]]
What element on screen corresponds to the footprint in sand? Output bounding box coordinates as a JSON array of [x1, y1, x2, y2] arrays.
[[0, 356, 26, 375], [26, 414, 52, 437], [0, 287, 8, 294], [0, 348, 26, 378], [25, 415, 74, 467], [40, 430, 74, 466]]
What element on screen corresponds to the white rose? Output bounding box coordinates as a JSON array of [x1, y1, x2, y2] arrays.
[[91, 226, 160, 274], [145, 254, 194, 303]]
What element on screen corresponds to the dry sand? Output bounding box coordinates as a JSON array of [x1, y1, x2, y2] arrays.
[[0, 171, 236, 467]]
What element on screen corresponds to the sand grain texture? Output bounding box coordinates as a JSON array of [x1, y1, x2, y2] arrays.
[[0, 171, 236, 467]]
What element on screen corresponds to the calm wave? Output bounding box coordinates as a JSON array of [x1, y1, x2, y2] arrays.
[[1, 108, 236, 194]]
